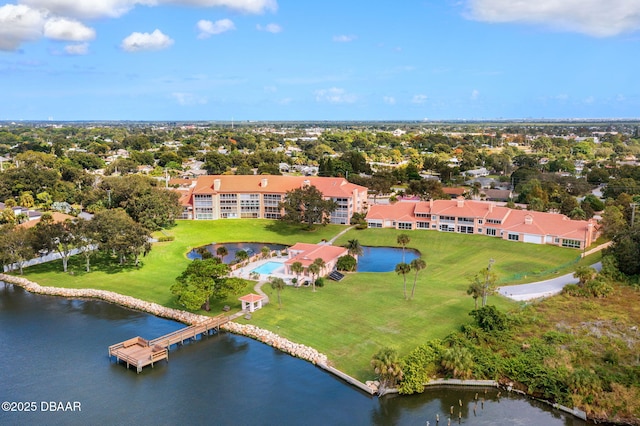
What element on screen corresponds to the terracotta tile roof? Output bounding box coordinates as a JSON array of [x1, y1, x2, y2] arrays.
[[367, 202, 417, 221], [366, 198, 592, 239], [190, 175, 366, 197], [239, 293, 265, 303], [442, 187, 466, 196], [285, 243, 348, 268], [17, 212, 75, 229]]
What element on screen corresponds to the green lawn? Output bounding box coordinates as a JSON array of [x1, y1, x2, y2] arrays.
[[17, 220, 599, 381]]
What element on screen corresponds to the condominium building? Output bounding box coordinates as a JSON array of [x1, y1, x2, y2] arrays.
[[178, 175, 368, 225], [366, 197, 599, 249]]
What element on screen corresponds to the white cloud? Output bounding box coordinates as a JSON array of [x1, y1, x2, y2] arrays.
[[44, 17, 95, 41], [20, 0, 277, 20], [197, 18, 235, 38], [383, 96, 396, 105], [256, 23, 282, 33], [63, 42, 89, 55], [333, 34, 356, 42], [121, 29, 174, 52], [466, 0, 640, 37], [0, 4, 45, 51], [471, 89, 479, 100], [314, 87, 357, 104], [412, 94, 427, 104], [172, 92, 208, 106], [21, 0, 144, 20]]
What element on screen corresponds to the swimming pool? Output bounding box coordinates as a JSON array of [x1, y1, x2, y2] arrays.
[[251, 261, 284, 275]]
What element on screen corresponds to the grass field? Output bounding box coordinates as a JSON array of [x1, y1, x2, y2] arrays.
[[17, 219, 601, 380]]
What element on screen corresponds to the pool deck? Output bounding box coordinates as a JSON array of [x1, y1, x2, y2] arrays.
[[230, 257, 297, 284]]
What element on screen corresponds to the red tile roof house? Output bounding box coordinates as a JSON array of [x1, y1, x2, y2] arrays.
[[177, 175, 368, 225], [366, 197, 600, 249], [283, 243, 349, 280]]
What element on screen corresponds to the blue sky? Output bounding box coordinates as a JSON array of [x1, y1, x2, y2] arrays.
[[0, 0, 639, 121]]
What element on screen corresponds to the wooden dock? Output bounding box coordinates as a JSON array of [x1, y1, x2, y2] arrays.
[[108, 314, 230, 373]]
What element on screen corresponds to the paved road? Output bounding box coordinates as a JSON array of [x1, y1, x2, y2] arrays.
[[498, 262, 602, 301]]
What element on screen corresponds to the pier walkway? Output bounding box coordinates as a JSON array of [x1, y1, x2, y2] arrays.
[[108, 314, 232, 373]]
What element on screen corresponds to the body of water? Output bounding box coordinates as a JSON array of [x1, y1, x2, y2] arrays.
[[357, 246, 421, 272], [0, 282, 587, 425], [187, 242, 287, 263]]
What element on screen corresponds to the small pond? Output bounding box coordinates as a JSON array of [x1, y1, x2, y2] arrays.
[[357, 246, 421, 272], [188, 242, 287, 264]]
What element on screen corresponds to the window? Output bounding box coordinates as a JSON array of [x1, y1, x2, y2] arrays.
[[562, 239, 581, 248], [398, 222, 413, 230], [368, 222, 382, 228], [486, 228, 497, 236], [194, 194, 212, 208], [478, 219, 483, 224], [486, 218, 502, 224], [508, 233, 519, 241], [417, 222, 430, 229], [439, 224, 454, 232], [457, 225, 474, 234]]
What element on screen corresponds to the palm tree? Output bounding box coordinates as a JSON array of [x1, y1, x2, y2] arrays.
[[441, 346, 474, 379], [312, 257, 326, 275], [261, 246, 270, 260], [216, 245, 228, 262], [574, 265, 597, 287], [235, 249, 249, 265], [467, 280, 483, 309], [290, 261, 304, 286], [269, 276, 286, 309], [397, 233, 410, 262], [345, 239, 363, 258], [395, 262, 411, 300], [409, 258, 426, 300], [308, 263, 320, 292], [370, 347, 404, 392]]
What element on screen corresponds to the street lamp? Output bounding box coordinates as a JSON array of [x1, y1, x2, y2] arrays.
[[482, 258, 495, 307]]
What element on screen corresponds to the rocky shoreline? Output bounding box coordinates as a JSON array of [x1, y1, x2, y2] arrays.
[[0, 274, 334, 384]]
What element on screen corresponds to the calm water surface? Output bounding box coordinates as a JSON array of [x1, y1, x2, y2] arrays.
[[187, 242, 287, 263], [0, 282, 587, 425], [357, 246, 421, 272]]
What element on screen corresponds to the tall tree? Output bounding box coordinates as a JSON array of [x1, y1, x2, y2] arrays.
[[33, 218, 78, 272], [311, 257, 326, 292], [290, 261, 304, 286], [409, 258, 426, 300], [345, 239, 363, 258], [0, 225, 34, 274], [235, 249, 249, 265], [397, 234, 411, 263], [269, 276, 286, 309], [395, 262, 411, 300], [466, 280, 483, 309], [216, 245, 228, 261], [279, 185, 338, 229], [307, 263, 320, 292], [171, 258, 230, 311], [91, 209, 151, 266]]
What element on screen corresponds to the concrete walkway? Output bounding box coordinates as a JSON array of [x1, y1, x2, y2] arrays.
[[327, 225, 356, 244], [497, 262, 602, 301]]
